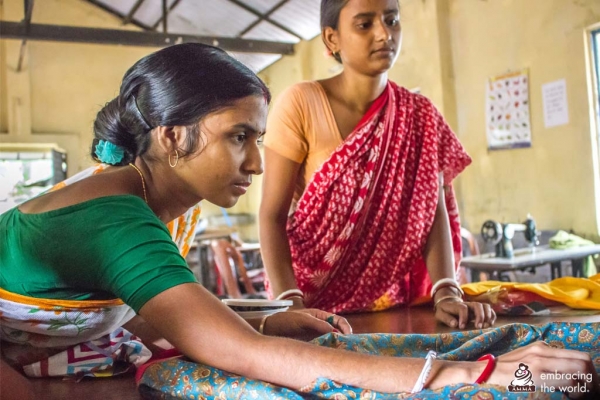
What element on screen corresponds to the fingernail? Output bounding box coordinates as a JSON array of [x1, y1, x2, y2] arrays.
[[450, 321, 457, 327], [478, 323, 483, 329]]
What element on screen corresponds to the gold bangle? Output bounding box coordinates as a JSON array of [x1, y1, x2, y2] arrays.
[[276, 289, 304, 301], [433, 295, 463, 312], [431, 283, 464, 300], [258, 314, 270, 334]]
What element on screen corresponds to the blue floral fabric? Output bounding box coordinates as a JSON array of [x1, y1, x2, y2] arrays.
[[138, 322, 600, 399]]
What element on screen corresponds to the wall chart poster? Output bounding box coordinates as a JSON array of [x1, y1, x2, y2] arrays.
[[485, 69, 531, 150]]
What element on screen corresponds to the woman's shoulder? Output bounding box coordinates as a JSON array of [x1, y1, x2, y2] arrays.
[[18, 195, 150, 220], [389, 82, 441, 117], [288, 80, 322, 93], [53, 164, 109, 187], [276, 81, 323, 103], [21, 167, 148, 215], [389, 82, 434, 106], [269, 81, 326, 121]]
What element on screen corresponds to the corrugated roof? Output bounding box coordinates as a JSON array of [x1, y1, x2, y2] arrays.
[[270, 0, 321, 40], [99, 0, 141, 16], [242, 21, 300, 44], [89, 0, 322, 72]]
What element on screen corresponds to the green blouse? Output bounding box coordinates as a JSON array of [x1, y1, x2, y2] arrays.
[[0, 195, 197, 313]]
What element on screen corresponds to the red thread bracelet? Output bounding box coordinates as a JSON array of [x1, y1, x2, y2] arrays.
[[474, 354, 496, 384]]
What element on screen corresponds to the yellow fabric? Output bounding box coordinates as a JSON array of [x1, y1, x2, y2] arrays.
[[371, 292, 394, 311], [264, 81, 343, 204], [462, 274, 600, 310]]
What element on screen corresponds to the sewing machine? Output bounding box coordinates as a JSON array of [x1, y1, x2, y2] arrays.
[[480, 215, 539, 258]]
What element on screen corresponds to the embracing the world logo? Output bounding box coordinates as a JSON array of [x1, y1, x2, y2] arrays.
[[507, 363, 536, 393]]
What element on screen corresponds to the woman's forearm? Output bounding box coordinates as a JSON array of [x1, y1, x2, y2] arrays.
[[141, 284, 482, 394], [259, 149, 304, 299], [423, 175, 456, 284], [259, 211, 300, 297], [242, 334, 477, 393], [423, 176, 496, 329]]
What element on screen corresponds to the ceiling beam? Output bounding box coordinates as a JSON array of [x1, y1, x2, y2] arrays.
[[0, 21, 295, 54], [228, 0, 301, 40]]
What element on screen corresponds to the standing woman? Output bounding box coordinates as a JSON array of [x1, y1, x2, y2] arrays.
[[260, 0, 495, 329]]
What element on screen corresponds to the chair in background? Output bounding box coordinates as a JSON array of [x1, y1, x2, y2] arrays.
[[236, 242, 265, 291], [460, 227, 484, 283], [461, 227, 480, 257], [210, 239, 266, 299]]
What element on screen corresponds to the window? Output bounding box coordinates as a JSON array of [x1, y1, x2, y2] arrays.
[[0, 144, 67, 214], [592, 28, 600, 132], [589, 27, 600, 234]]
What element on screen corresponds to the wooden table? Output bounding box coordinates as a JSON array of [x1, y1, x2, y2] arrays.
[[344, 305, 600, 334], [24, 306, 600, 399], [27, 374, 140, 400], [461, 244, 600, 281]]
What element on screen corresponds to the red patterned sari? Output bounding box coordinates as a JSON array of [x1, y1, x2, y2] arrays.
[[287, 82, 471, 313]]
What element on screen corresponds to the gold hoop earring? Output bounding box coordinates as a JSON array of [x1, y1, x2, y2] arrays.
[[168, 150, 179, 168]]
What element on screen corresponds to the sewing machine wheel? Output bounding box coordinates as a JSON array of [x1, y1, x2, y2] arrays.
[[481, 220, 503, 245], [523, 217, 538, 243]]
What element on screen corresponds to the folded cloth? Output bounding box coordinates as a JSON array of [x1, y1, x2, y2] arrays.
[[1, 327, 151, 378], [549, 230, 598, 277], [463, 274, 600, 310], [136, 322, 600, 399]]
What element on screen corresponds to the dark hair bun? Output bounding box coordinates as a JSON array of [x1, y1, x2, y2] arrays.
[[90, 98, 137, 165]]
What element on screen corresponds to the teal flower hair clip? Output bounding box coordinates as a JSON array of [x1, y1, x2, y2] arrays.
[[95, 140, 125, 165]]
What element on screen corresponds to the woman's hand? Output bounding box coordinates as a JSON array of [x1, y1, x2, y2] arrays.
[[434, 289, 496, 329], [262, 309, 352, 341], [487, 342, 599, 399]]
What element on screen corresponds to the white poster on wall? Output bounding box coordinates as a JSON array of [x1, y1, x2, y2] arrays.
[[485, 69, 531, 150], [542, 79, 569, 128]]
